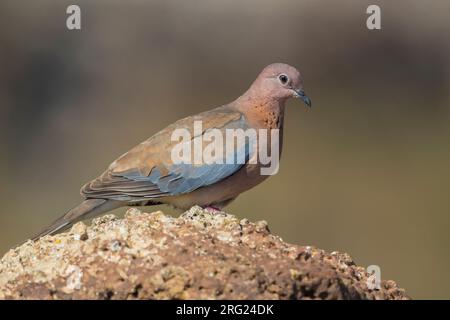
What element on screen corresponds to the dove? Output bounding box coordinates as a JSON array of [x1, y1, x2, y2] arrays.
[[32, 63, 311, 240]]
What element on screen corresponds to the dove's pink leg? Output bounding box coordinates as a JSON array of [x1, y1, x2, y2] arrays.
[[202, 205, 222, 214]]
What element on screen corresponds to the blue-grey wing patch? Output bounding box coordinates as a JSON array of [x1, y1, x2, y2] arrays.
[[145, 154, 250, 195]]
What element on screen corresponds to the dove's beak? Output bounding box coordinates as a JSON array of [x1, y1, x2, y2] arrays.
[[293, 89, 312, 108]]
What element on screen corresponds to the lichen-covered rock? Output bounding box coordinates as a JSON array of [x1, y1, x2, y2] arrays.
[[0, 206, 409, 300]]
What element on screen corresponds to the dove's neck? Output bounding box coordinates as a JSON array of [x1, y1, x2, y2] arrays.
[[234, 93, 286, 130]]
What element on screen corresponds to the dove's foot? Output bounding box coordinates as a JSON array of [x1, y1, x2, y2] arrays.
[[202, 206, 222, 214]]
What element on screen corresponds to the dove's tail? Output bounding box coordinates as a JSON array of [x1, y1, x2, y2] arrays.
[[31, 199, 122, 241]]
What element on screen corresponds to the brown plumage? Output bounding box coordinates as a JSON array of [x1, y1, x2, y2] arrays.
[[32, 63, 311, 240]]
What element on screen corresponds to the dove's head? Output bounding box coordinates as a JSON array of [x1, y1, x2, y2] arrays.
[[249, 63, 311, 107]]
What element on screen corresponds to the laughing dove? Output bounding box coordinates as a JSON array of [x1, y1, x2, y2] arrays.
[[32, 63, 311, 240]]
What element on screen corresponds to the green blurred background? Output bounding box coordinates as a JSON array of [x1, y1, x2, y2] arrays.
[[1, 0, 449, 299]]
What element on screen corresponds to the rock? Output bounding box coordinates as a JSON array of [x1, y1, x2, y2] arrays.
[[0, 206, 409, 300]]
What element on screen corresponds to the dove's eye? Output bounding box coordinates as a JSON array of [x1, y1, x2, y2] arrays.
[[278, 74, 289, 85]]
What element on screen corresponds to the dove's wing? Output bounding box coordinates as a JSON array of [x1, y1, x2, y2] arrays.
[[81, 107, 253, 203]]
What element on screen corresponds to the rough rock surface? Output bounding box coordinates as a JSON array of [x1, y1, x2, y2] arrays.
[[0, 207, 409, 299]]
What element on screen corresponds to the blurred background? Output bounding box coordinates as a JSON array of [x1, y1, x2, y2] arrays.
[[1, 0, 449, 299]]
